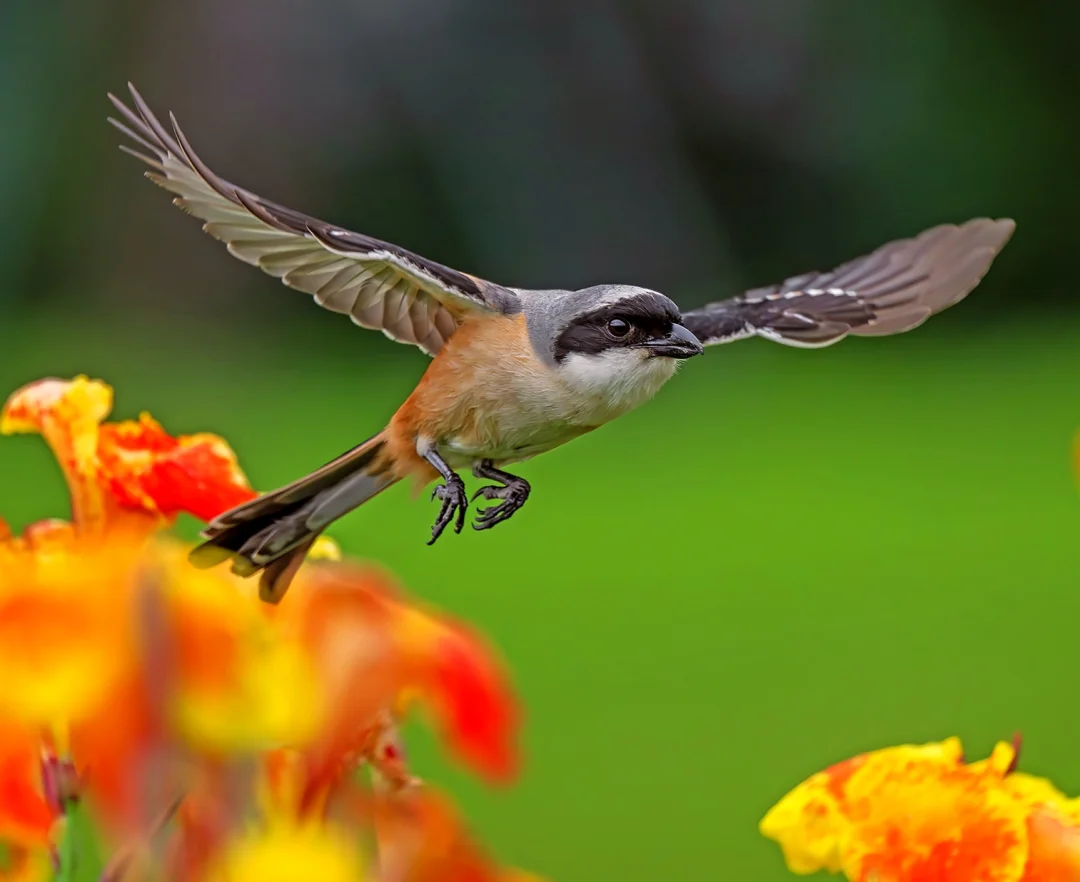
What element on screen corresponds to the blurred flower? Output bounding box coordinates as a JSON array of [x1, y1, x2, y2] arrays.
[[0, 375, 534, 882], [761, 736, 1080, 881], [0, 538, 135, 726], [155, 543, 323, 753], [277, 564, 519, 795], [203, 819, 366, 882], [0, 846, 54, 882], [0, 723, 57, 881], [374, 782, 540, 882]]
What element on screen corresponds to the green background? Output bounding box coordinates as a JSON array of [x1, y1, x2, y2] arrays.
[[2, 312, 1077, 880]]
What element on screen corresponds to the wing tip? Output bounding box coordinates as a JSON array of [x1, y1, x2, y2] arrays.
[[963, 215, 1016, 247], [851, 217, 1015, 335]]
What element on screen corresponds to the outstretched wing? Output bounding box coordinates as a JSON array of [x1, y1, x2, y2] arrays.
[[681, 218, 1014, 349], [108, 83, 519, 355]]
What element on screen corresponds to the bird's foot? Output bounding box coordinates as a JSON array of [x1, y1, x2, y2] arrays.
[[471, 472, 530, 531], [428, 474, 468, 545]]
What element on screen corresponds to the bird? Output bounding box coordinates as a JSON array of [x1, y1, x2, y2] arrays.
[[108, 83, 1015, 602]]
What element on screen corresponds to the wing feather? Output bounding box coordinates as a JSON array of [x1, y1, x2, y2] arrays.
[[682, 218, 1015, 349], [108, 83, 520, 355]]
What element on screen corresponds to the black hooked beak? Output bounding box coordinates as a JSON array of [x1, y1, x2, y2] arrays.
[[640, 323, 704, 359]]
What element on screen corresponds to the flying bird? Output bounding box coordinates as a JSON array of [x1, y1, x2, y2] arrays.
[[108, 83, 1015, 601]]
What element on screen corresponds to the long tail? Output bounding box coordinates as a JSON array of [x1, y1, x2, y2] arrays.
[[189, 430, 398, 602]]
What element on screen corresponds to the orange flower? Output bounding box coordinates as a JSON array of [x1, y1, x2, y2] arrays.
[[374, 783, 538, 882], [0, 375, 531, 880], [761, 736, 1080, 882], [0, 846, 54, 882], [0, 537, 140, 726], [1, 376, 253, 536], [141, 542, 325, 754], [63, 544, 327, 846], [202, 816, 366, 882], [277, 563, 519, 797], [0, 724, 56, 866]]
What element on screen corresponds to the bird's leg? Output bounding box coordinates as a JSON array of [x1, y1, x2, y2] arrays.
[[470, 460, 531, 531], [423, 447, 468, 545]]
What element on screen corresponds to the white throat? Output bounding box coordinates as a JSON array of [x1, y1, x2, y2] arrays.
[[557, 349, 679, 424]]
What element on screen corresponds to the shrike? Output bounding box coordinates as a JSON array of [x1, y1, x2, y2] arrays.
[[109, 83, 1015, 600]]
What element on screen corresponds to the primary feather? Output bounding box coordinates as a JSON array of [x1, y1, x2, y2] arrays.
[[682, 218, 1015, 348], [108, 82, 519, 355]]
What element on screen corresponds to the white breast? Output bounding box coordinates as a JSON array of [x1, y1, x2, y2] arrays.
[[438, 347, 678, 468], [556, 349, 679, 424]]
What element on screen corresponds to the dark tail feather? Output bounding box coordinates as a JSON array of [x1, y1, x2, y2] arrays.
[[189, 430, 398, 602], [257, 536, 318, 604]]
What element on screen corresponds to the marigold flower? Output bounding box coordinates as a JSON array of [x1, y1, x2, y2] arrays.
[[761, 736, 1080, 882]]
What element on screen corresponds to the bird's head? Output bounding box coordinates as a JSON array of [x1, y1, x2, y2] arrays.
[[537, 285, 703, 415]]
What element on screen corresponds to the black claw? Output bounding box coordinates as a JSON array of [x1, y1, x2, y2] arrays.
[[427, 474, 468, 546], [467, 467, 531, 532], [471, 485, 499, 503], [454, 495, 466, 534], [472, 501, 515, 530]]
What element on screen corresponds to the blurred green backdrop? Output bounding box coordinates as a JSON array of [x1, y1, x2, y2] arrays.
[[2, 0, 1079, 879]]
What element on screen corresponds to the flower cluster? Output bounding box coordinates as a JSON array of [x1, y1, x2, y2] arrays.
[[0, 377, 530, 882], [760, 737, 1080, 881]]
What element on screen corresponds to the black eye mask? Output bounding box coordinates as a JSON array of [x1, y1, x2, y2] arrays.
[[553, 293, 681, 362]]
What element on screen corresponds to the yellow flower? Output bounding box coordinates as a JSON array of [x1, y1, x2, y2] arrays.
[[204, 821, 365, 882], [159, 547, 325, 753], [0, 722, 58, 880], [0, 538, 138, 726], [761, 737, 1080, 882], [0, 843, 55, 882]]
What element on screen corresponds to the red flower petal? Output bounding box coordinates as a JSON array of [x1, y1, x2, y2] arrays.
[[0, 724, 54, 849], [429, 625, 519, 784], [97, 417, 255, 522]]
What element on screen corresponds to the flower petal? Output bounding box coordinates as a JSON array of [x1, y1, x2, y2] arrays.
[[374, 784, 538, 882], [762, 738, 1080, 882], [0, 844, 55, 882], [1023, 806, 1080, 881], [204, 820, 365, 882], [0, 541, 137, 726], [1, 377, 113, 533], [424, 622, 519, 783], [97, 417, 254, 522], [2, 377, 254, 535], [0, 724, 55, 851], [283, 565, 520, 786], [759, 758, 861, 874], [152, 543, 324, 754]]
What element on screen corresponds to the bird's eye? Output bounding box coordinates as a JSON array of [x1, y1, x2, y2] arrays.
[[606, 318, 631, 338]]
